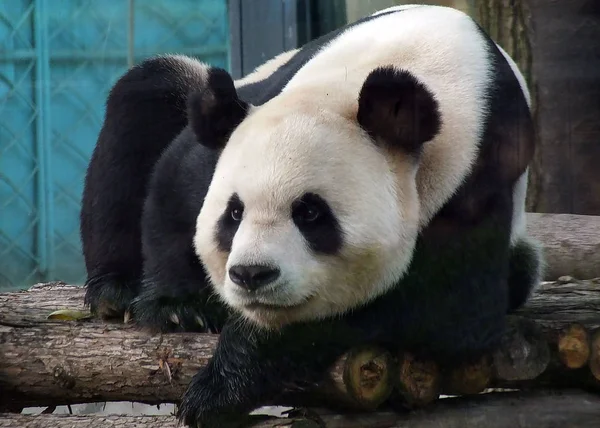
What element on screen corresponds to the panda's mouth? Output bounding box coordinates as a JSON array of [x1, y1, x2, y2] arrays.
[[225, 281, 315, 313], [244, 301, 305, 311], [239, 293, 315, 312]]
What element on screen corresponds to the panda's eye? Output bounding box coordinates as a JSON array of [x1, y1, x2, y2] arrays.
[[230, 207, 244, 222], [299, 205, 320, 223], [292, 197, 322, 224]]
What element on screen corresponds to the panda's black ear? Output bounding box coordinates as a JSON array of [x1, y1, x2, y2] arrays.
[[187, 68, 249, 150], [357, 66, 441, 155]]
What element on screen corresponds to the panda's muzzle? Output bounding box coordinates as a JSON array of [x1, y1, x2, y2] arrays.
[[228, 264, 281, 292]]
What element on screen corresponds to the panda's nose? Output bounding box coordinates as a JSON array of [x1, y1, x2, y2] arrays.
[[228, 264, 281, 291]]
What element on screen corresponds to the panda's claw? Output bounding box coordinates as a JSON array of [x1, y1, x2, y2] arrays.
[[169, 312, 181, 325], [83, 274, 140, 322], [133, 296, 206, 333], [131, 286, 228, 334]]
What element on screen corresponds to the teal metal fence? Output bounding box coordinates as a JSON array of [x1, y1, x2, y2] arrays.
[[0, 0, 229, 291]]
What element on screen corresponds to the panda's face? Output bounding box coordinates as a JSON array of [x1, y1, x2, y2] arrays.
[[191, 65, 441, 329], [194, 105, 420, 329]]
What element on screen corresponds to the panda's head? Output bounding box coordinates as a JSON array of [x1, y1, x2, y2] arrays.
[[190, 66, 441, 329]]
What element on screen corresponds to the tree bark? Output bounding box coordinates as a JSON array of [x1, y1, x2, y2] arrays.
[[2, 390, 600, 428], [468, 0, 540, 211], [1, 278, 599, 409], [471, 0, 600, 215], [525, 0, 600, 215], [526, 213, 600, 280]]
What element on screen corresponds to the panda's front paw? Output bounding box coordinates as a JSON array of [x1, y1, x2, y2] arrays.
[[177, 367, 251, 428], [84, 274, 140, 322], [132, 285, 229, 333]]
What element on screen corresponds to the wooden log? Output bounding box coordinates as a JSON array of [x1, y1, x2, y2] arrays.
[[2, 390, 600, 428], [0, 284, 393, 410], [526, 213, 600, 280], [1, 278, 599, 410]]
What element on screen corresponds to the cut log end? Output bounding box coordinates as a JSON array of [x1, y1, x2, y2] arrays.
[[346, 346, 394, 408], [394, 353, 441, 408], [493, 317, 550, 381], [330, 345, 394, 409], [558, 324, 590, 369]]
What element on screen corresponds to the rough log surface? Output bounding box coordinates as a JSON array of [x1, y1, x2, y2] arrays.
[[0, 283, 212, 407], [2, 390, 600, 428], [0, 282, 395, 409], [514, 276, 600, 331], [1, 278, 599, 409], [526, 213, 600, 280]]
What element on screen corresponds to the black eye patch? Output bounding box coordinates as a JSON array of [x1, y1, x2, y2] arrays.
[[292, 192, 343, 255], [215, 193, 244, 252]]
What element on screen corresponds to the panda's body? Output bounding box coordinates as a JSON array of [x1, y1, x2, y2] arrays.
[[80, 5, 541, 426]]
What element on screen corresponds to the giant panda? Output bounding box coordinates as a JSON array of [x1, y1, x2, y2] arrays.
[[80, 4, 543, 427]]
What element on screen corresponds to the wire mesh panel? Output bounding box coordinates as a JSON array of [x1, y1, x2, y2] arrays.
[[0, 0, 229, 291]]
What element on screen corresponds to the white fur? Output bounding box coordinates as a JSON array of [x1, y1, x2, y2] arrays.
[[235, 49, 299, 87], [194, 5, 533, 328]]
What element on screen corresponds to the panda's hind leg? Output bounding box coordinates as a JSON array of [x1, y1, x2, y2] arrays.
[[80, 55, 210, 321], [507, 235, 544, 311]]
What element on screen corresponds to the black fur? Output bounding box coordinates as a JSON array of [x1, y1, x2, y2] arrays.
[[292, 192, 343, 255], [80, 56, 209, 320], [507, 238, 541, 311], [79, 6, 540, 427], [215, 193, 244, 253], [228, 264, 281, 291], [132, 128, 229, 333], [188, 68, 249, 151], [357, 67, 442, 154], [473, 24, 536, 185]]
